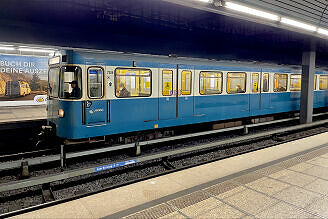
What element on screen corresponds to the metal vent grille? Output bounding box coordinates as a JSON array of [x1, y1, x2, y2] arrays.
[[237, 0, 328, 28]]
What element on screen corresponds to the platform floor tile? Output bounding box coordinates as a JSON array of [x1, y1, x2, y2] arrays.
[[305, 197, 328, 218], [287, 162, 315, 172], [272, 186, 322, 208], [255, 202, 318, 218], [306, 157, 328, 168], [303, 165, 328, 180], [304, 178, 328, 195], [223, 189, 279, 215], [245, 177, 290, 195], [274, 171, 317, 187]]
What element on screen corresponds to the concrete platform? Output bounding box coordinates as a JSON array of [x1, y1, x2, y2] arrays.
[[0, 105, 46, 125], [11, 131, 328, 219]]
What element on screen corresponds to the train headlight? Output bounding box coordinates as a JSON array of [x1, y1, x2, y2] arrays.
[[58, 109, 65, 118]]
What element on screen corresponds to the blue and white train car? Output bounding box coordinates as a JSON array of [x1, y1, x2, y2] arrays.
[[47, 49, 328, 140]]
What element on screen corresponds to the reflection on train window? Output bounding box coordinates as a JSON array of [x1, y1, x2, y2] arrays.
[[273, 74, 288, 92], [263, 73, 269, 92], [115, 68, 152, 98], [290, 74, 301, 91], [319, 75, 328, 90], [88, 67, 103, 98], [227, 72, 246, 94], [199, 71, 222, 95], [252, 73, 259, 93], [162, 70, 173, 96], [48, 67, 60, 98], [59, 66, 82, 99], [181, 70, 192, 95]]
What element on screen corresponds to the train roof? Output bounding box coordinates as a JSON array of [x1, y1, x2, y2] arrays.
[[54, 48, 328, 74]]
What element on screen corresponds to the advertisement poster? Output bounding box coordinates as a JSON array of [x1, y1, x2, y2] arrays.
[[0, 54, 48, 106]]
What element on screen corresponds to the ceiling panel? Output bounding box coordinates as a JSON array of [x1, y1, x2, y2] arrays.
[[237, 0, 328, 28]]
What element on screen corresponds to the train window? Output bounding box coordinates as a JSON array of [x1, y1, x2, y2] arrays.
[[88, 67, 103, 98], [199, 71, 222, 95], [227, 72, 246, 94], [59, 66, 82, 99], [162, 70, 173, 96], [273, 74, 288, 92], [181, 70, 192, 95], [48, 67, 60, 98], [319, 75, 328, 90], [314, 75, 317, 90], [115, 68, 151, 97], [252, 73, 259, 93], [290, 74, 301, 91], [263, 73, 269, 92]]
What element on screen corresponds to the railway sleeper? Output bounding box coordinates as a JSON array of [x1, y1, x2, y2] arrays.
[[41, 183, 55, 203], [161, 158, 176, 170]]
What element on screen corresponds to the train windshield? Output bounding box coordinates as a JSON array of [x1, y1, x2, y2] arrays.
[[59, 66, 82, 99]]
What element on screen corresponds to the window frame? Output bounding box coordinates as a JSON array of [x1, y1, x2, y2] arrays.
[[181, 70, 192, 96], [58, 65, 83, 100], [226, 72, 247, 94], [87, 66, 105, 99], [48, 67, 60, 99], [262, 73, 269, 92], [319, 75, 328, 90], [162, 69, 173, 96], [273, 73, 288, 92], [199, 71, 223, 95], [114, 67, 152, 98], [290, 74, 301, 92]]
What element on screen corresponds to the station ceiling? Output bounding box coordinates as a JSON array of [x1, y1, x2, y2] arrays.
[[237, 0, 328, 29], [1, 0, 328, 67]]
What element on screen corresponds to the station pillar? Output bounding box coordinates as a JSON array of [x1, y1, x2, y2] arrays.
[[300, 51, 316, 124]]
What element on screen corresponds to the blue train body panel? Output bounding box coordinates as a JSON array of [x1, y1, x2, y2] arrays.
[[49, 91, 328, 139], [47, 50, 328, 140]]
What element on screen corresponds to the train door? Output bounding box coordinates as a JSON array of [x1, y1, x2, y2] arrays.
[[159, 64, 177, 120], [250, 72, 271, 115], [260, 72, 271, 111], [177, 65, 194, 118], [249, 72, 260, 115], [84, 65, 108, 125]]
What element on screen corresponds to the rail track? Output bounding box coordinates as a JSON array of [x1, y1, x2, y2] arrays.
[[1, 114, 328, 217]]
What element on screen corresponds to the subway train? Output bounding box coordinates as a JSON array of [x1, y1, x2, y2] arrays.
[[47, 49, 328, 141], [5, 81, 31, 97]]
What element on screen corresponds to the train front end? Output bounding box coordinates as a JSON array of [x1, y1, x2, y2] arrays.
[[47, 50, 84, 139]]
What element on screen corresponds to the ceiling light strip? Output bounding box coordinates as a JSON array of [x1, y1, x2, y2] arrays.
[[225, 2, 279, 21]]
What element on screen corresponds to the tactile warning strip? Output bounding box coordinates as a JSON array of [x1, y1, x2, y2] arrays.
[[123, 203, 175, 219]]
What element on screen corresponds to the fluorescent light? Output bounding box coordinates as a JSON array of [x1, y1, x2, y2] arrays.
[[0, 46, 15, 51], [225, 2, 279, 21], [0, 44, 14, 47], [195, 0, 211, 2], [18, 48, 55, 53], [281, 17, 316, 32], [318, 28, 328, 36]]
